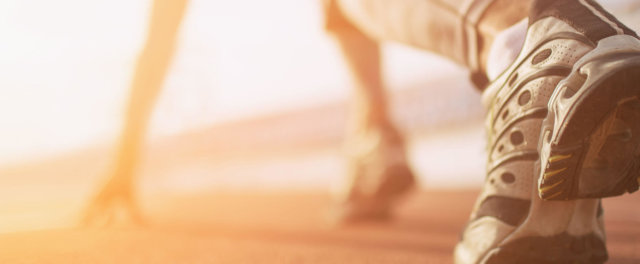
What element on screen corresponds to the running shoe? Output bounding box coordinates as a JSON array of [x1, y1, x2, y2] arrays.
[[454, 0, 635, 262]]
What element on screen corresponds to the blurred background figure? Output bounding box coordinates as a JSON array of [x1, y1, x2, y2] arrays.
[[0, 0, 484, 233], [82, 0, 417, 225]]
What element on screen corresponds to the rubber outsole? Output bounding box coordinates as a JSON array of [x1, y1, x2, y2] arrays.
[[483, 233, 607, 264]]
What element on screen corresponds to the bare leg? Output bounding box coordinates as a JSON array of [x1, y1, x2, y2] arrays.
[[324, 0, 531, 223], [82, 0, 189, 226], [324, 2, 415, 222]]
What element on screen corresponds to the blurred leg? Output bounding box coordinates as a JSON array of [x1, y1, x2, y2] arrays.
[[324, 1, 415, 223], [324, 0, 530, 223]]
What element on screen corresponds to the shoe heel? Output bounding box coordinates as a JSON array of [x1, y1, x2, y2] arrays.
[[539, 36, 640, 199]]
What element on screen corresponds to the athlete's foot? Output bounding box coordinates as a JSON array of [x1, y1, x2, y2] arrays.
[[453, 1, 636, 262], [331, 125, 416, 224]]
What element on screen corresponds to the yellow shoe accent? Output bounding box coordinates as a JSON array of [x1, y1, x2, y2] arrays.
[[549, 153, 572, 163], [543, 167, 567, 180], [540, 179, 565, 193], [543, 191, 563, 199]]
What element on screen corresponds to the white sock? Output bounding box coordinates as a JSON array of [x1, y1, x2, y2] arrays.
[[486, 18, 528, 81]]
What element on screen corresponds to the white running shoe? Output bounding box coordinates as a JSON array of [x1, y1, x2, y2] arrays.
[[454, 0, 640, 262]]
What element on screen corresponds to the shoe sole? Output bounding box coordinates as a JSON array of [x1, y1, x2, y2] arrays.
[[539, 35, 640, 200], [483, 232, 607, 264]]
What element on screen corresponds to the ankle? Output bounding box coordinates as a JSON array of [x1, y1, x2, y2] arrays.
[[477, 0, 531, 74], [485, 19, 528, 81]]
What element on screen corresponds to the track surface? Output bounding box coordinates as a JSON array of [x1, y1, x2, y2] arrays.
[[1, 190, 638, 263]]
